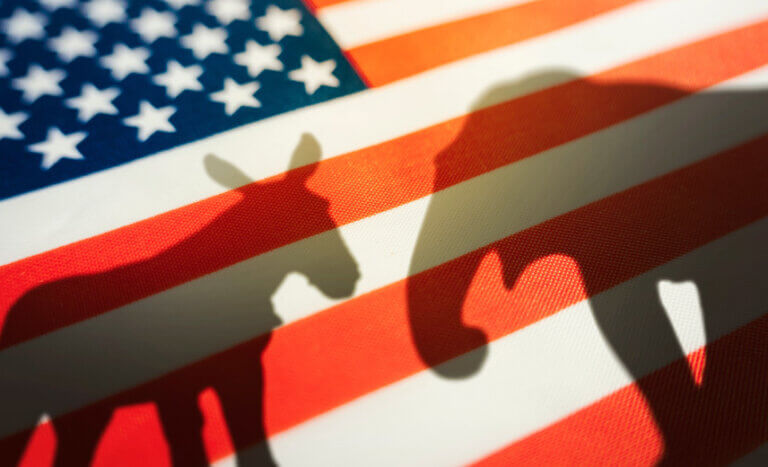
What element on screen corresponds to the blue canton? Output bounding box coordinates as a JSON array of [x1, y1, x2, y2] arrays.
[[0, 0, 366, 199]]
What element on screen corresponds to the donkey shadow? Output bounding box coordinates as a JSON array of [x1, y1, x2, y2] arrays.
[[0, 134, 360, 465], [406, 70, 768, 464]]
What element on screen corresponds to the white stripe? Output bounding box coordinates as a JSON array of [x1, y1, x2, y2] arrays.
[[1, 68, 765, 438], [1, 0, 766, 266], [317, 0, 533, 49], [657, 279, 707, 374], [261, 218, 768, 466]]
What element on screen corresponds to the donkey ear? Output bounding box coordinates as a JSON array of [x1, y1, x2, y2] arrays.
[[287, 133, 322, 179], [204, 154, 253, 190]]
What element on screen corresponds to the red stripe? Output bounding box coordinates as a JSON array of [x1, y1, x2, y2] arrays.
[[304, 0, 355, 11], [2, 21, 766, 350], [473, 313, 768, 466], [6, 131, 768, 465], [346, 0, 640, 87]]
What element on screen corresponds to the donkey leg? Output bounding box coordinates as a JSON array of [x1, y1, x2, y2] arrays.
[[156, 391, 209, 467], [53, 409, 112, 467], [0, 415, 44, 466], [214, 355, 276, 467]]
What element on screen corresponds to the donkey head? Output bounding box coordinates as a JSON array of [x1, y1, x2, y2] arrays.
[[204, 133, 359, 300]]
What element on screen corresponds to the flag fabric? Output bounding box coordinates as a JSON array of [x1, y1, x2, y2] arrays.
[[0, 0, 767, 465], [0, 0, 364, 198]]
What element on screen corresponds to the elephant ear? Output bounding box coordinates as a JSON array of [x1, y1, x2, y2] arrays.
[[204, 154, 254, 190], [286, 133, 322, 182]]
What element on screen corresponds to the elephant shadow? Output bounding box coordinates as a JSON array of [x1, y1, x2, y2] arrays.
[[406, 70, 768, 464]]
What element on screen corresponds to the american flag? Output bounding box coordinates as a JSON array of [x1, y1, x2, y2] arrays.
[[0, 0, 767, 465]]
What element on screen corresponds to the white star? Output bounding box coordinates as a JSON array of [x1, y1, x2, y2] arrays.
[[0, 109, 27, 140], [48, 27, 97, 62], [288, 55, 339, 95], [256, 5, 302, 42], [234, 41, 282, 78], [153, 60, 202, 98], [2, 9, 47, 44], [40, 0, 77, 10], [180, 24, 228, 60], [207, 0, 250, 25], [101, 44, 150, 80], [124, 101, 176, 141], [165, 0, 200, 9], [131, 8, 177, 43], [82, 0, 126, 28], [29, 128, 87, 170], [211, 78, 260, 115], [0, 49, 10, 76], [66, 84, 119, 122], [13, 65, 65, 103]]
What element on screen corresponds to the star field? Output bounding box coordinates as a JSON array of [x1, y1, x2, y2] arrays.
[[0, 0, 365, 199]]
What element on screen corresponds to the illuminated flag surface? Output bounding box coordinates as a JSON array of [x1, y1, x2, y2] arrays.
[[1, 0, 768, 465]]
